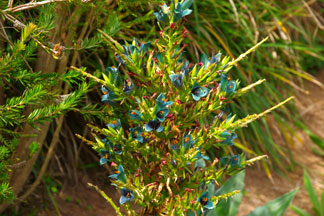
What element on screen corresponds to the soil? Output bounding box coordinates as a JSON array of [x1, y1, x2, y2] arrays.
[[16, 69, 324, 216], [239, 67, 324, 216]]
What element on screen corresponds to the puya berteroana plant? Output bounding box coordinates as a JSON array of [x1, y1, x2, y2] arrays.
[[76, 0, 294, 215]]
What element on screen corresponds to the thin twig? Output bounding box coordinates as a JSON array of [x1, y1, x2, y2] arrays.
[[87, 183, 123, 216], [265, 0, 317, 34], [4, 0, 67, 13], [7, 0, 14, 8], [16, 115, 64, 202], [229, 37, 269, 67], [229, 0, 239, 23], [302, 0, 324, 30]]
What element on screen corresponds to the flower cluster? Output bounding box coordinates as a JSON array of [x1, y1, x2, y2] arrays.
[[88, 1, 274, 215]]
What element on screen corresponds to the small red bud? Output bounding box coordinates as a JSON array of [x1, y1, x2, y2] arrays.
[[183, 28, 188, 35], [220, 95, 226, 101], [167, 113, 174, 118], [213, 158, 219, 166], [135, 168, 140, 177], [198, 62, 203, 67], [161, 160, 167, 165], [159, 31, 163, 37], [170, 23, 175, 29]]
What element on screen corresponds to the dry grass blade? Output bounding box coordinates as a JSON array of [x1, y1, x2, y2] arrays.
[[87, 183, 123, 216], [4, 0, 68, 13]]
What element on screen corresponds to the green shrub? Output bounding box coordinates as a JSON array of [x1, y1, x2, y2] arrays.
[[80, 1, 295, 214]]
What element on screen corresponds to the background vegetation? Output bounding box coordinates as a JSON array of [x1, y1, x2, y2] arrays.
[[0, 0, 323, 214]]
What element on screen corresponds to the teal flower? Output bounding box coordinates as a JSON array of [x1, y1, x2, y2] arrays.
[[156, 52, 164, 63], [220, 74, 229, 92], [220, 74, 237, 96], [117, 39, 151, 64], [156, 108, 169, 122], [225, 80, 237, 95], [123, 79, 134, 94], [182, 134, 196, 151], [219, 131, 237, 146], [139, 41, 151, 54], [200, 52, 221, 69], [170, 73, 184, 89], [109, 165, 126, 183], [174, 0, 193, 22], [100, 149, 111, 165], [124, 39, 151, 57], [112, 144, 122, 155], [195, 158, 206, 170], [191, 82, 209, 101], [197, 192, 214, 209], [101, 138, 112, 149], [194, 147, 210, 161], [101, 86, 117, 105], [154, 3, 169, 23], [171, 139, 180, 153], [106, 119, 121, 131], [154, 10, 169, 23], [145, 119, 164, 132], [120, 188, 134, 205], [106, 66, 122, 86], [156, 93, 173, 108], [130, 127, 144, 143], [181, 61, 191, 77], [220, 154, 241, 167], [128, 110, 142, 120], [171, 157, 177, 166], [198, 180, 206, 191]]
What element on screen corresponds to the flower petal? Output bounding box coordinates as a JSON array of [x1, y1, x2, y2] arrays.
[[119, 195, 129, 205], [205, 201, 214, 209], [100, 157, 109, 165], [108, 174, 118, 179], [128, 110, 142, 120], [156, 125, 164, 132], [145, 123, 153, 132]]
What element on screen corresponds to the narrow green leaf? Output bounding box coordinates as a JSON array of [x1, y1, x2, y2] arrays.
[[246, 188, 298, 216], [303, 170, 321, 215], [290, 205, 312, 216], [212, 171, 245, 216]]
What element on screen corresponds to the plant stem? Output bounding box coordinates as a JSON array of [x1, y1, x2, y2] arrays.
[[87, 183, 123, 216]]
